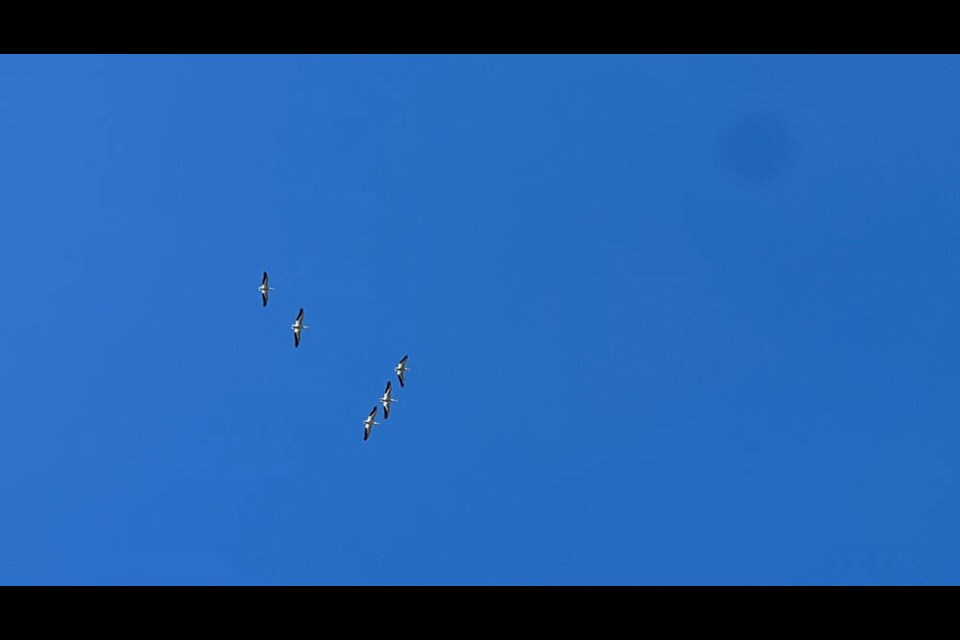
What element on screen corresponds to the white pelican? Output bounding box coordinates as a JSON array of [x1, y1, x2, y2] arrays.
[[379, 381, 397, 419], [363, 405, 380, 441], [394, 355, 410, 388], [291, 308, 309, 348], [258, 271, 275, 307]]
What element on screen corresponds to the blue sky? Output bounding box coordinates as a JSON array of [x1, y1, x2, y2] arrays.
[[1, 54, 958, 585]]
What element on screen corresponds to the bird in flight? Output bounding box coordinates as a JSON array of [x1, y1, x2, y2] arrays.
[[291, 308, 309, 348], [395, 355, 410, 388], [363, 405, 380, 441], [258, 271, 275, 307], [379, 380, 397, 419]]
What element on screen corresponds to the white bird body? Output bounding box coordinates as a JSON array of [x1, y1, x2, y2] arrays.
[[291, 308, 309, 348], [379, 381, 397, 419], [363, 405, 380, 441], [258, 271, 275, 307], [394, 355, 411, 388]]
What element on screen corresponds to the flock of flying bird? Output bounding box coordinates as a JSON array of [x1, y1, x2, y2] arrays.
[[258, 271, 411, 442]]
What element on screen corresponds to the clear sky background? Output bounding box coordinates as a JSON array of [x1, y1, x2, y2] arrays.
[[1, 54, 958, 585]]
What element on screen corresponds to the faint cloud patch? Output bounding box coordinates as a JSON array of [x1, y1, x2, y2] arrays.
[[719, 112, 796, 184]]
